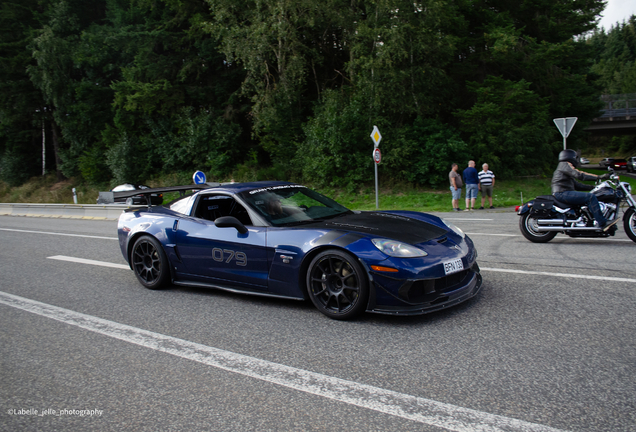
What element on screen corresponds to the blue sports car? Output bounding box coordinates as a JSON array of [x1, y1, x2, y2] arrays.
[[117, 181, 482, 319]]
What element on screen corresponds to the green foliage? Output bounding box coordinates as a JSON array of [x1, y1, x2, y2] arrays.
[[143, 107, 242, 178], [0, 149, 38, 186], [78, 145, 110, 184], [297, 89, 374, 189], [602, 135, 636, 155], [104, 127, 147, 185], [204, 0, 350, 162], [1, 0, 628, 189], [386, 118, 470, 187], [455, 77, 554, 178], [0, 0, 48, 181], [346, 0, 459, 122], [587, 16, 636, 94], [27, 0, 113, 179]]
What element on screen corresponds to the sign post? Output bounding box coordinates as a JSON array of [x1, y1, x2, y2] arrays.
[[370, 126, 382, 209], [553, 117, 577, 150]]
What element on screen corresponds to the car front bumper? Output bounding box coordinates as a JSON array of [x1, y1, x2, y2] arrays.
[[366, 262, 483, 316]]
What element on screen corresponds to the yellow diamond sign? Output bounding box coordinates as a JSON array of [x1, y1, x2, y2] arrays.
[[370, 125, 382, 148]]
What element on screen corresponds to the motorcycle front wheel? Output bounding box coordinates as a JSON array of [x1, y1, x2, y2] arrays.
[[624, 208, 636, 243], [519, 212, 558, 243]]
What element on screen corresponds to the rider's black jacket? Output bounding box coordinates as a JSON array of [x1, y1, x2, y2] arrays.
[[551, 162, 596, 194]]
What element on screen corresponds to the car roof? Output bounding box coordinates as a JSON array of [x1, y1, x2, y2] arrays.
[[198, 180, 297, 195]]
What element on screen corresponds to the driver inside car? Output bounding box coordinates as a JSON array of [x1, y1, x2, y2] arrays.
[[551, 149, 617, 232], [265, 197, 285, 217]]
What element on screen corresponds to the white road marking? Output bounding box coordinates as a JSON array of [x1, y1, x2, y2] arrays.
[[0, 290, 567, 432], [466, 232, 519, 237], [48, 254, 636, 285], [481, 267, 636, 283], [445, 218, 493, 221], [466, 232, 633, 242], [0, 227, 117, 240], [47, 255, 129, 270]]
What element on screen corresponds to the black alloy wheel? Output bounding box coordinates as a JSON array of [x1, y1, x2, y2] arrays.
[[131, 235, 170, 289], [306, 250, 369, 320]]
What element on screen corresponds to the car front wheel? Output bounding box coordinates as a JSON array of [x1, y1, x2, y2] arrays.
[[131, 235, 170, 289], [306, 250, 369, 320]]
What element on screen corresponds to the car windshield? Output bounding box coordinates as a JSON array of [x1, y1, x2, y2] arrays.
[[239, 185, 352, 227]]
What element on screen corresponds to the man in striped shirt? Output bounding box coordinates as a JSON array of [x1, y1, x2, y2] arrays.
[[478, 163, 495, 209]]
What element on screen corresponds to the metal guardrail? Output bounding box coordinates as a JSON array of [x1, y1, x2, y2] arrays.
[[0, 203, 137, 220], [599, 93, 636, 119]]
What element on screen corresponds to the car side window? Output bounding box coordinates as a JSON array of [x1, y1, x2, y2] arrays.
[[169, 195, 195, 215], [193, 194, 252, 225]]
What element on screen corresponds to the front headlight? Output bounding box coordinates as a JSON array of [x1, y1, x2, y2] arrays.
[[372, 239, 428, 258], [441, 218, 465, 239]]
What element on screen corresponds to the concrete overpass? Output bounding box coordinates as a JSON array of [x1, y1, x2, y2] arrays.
[[585, 93, 636, 136]]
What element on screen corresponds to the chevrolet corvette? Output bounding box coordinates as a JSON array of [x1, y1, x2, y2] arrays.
[[117, 181, 482, 319]]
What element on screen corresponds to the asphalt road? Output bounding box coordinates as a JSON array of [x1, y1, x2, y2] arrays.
[[1, 212, 635, 431]]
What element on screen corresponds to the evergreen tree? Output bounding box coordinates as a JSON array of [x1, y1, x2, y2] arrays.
[[0, 0, 48, 185], [28, 0, 109, 180], [1, 0, 623, 189], [588, 15, 636, 94]]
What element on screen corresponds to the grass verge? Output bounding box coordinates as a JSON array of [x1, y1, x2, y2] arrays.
[[2, 171, 632, 213]]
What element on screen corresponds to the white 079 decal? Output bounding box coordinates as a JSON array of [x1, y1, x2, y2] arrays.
[[212, 248, 247, 266]]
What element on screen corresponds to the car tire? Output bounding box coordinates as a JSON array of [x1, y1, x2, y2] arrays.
[[131, 235, 170, 289], [306, 250, 369, 320]]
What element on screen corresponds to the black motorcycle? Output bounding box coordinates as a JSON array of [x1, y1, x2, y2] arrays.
[[518, 171, 636, 243]]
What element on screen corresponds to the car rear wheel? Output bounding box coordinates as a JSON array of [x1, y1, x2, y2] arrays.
[[131, 235, 170, 289], [306, 250, 369, 320]]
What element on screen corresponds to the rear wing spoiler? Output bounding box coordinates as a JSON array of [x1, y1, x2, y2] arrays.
[[98, 183, 223, 206]]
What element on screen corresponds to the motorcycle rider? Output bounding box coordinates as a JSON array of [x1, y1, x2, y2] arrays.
[[551, 149, 618, 231]]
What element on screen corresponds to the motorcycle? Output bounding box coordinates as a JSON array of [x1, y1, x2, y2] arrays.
[[518, 170, 636, 243]]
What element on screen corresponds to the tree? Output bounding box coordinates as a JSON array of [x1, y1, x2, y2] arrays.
[[2, 0, 616, 189], [105, 0, 248, 183], [449, 0, 605, 175], [0, 0, 48, 185], [588, 15, 636, 94], [204, 0, 354, 164], [28, 0, 109, 180], [455, 76, 553, 177]]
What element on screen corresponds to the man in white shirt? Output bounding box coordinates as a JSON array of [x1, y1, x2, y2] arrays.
[[478, 163, 495, 209]]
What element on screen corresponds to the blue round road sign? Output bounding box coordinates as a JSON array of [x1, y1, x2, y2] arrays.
[[193, 170, 207, 184]]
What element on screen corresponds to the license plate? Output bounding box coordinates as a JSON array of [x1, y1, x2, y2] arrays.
[[443, 258, 464, 275]]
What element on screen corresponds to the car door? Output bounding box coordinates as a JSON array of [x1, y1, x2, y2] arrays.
[[175, 194, 269, 290]]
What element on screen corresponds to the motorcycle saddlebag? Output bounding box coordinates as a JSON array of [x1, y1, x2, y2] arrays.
[[531, 195, 554, 217]]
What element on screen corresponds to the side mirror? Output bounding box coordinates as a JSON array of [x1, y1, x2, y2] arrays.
[[214, 216, 248, 234]]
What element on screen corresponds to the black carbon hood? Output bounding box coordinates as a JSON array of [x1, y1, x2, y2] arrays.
[[317, 212, 448, 244]]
